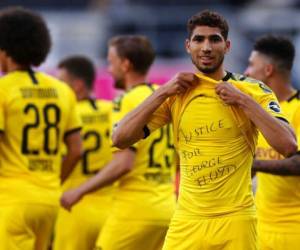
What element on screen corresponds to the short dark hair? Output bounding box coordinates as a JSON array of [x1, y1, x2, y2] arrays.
[[0, 7, 51, 67], [58, 56, 96, 89], [108, 35, 155, 75], [254, 35, 295, 72], [187, 10, 229, 40]]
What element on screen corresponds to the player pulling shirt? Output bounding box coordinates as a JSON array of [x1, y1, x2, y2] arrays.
[[54, 99, 113, 250], [97, 83, 176, 250], [0, 71, 81, 250], [255, 91, 300, 250], [145, 72, 287, 250]]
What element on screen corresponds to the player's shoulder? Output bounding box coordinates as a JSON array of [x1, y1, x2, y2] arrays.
[[95, 99, 112, 108], [229, 72, 273, 94], [36, 72, 73, 92], [94, 99, 112, 113], [127, 83, 157, 96], [287, 90, 300, 103], [113, 83, 156, 111]]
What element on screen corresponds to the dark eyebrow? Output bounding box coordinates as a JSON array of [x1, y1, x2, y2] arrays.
[[192, 34, 205, 41], [209, 34, 223, 40]]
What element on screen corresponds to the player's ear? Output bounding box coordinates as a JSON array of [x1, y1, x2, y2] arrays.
[[121, 58, 131, 73], [225, 40, 231, 53], [185, 39, 191, 54], [265, 64, 274, 77]]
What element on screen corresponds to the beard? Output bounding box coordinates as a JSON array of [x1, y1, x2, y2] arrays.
[[191, 54, 224, 74]]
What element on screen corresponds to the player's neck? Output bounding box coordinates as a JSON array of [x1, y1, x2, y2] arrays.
[[269, 76, 295, 102], [5, 60, 29, 73], [124, 72, 147, 91], [198, 67, 226, 81], [77, 88, 90, 101], [274, 85, 295, 102]]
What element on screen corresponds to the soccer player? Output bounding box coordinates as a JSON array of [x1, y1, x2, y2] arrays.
[[244, 35, 300, 250], [61, 35, 176, 250], [112, 11, 297, 250], [53, 56, 113, 250], [0, 7, 82, 250]]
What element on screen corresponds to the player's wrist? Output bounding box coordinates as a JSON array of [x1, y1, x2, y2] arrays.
[[157, 84, 172, 98]]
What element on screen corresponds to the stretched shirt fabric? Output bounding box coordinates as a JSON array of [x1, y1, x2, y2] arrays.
[[146, 72, 286, 219], [255, 91, 300, 233], [0, 71, 82, 206]]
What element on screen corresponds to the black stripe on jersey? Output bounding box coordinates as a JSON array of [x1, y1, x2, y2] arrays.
[[146, 83, 155, 92], [287, 90, 300, 102], [113, 94, 124, 111], [0, 129, 4, 133], [88, 98, 98, 110], [222, 72, 233, 81], [276, 116, 289, 124], [143, 125, 150, 138], [64, 127, 82, 138], [27, 68, 38, 84]]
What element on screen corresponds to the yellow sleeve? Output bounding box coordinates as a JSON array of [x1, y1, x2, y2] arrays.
[[235, 81, 288, 122], [64, 88, 82, 135], [291, 104, 300, 150], [0, 88, 6, 132], [146, 97, 173, 134]]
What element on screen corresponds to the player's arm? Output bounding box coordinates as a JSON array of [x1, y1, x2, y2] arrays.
[[61, 130, 82, 183], [253, 153, 300, 176], [60, 148, 135, 211], [112, 72, 197, 148], [216, 82, 297, 157]]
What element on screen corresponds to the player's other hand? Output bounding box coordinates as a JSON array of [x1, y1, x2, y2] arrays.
[[215, 82, 246, 105], [60, 188, 83, 211], [161, 72, 198, 97]]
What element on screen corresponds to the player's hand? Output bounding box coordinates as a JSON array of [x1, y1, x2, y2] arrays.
[[161, 72, 199, 96], [60, 188, 83, 211], [215, 82, 247, 105]]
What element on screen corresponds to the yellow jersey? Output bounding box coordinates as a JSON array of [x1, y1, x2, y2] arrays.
[[0, 71, 82, 206], [255, 90, 300, 233], [146, 72, 287, 219], [62, 98, 113, 196], [112, 83, 176, 222]]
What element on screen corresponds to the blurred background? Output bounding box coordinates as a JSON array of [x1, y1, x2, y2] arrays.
[[2, 0, 300, 99]]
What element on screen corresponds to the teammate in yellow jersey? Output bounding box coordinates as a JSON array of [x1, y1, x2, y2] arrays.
[[112, 11, 298, 250], [53, 56, 113, 250], [244, 35, 300, 250], [0, 7, 82, 250], [60, 35, 176, 250]]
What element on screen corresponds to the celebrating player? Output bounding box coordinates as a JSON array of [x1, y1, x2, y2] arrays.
[[112, 11, 297, 250]]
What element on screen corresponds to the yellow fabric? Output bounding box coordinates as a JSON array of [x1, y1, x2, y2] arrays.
[[62, 99, 113, 194], [0, 71, 81, 206], [147, 73, 286, 219], [255, 92, 300, 234], [54, 99, 114, 250], [54, 195, 112, 250], [162, 213, 257, 250], [96, 215, 168, 250], [258, 229, 300, 250], [112, 83, 176, 222], [0, 204, 58, 250]]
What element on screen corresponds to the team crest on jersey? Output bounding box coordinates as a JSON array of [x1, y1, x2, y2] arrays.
[[268, 101, 281, 113], [259, 83, 272, 93]]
